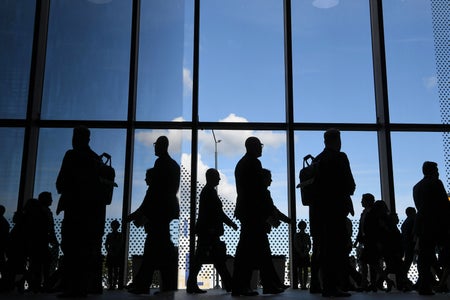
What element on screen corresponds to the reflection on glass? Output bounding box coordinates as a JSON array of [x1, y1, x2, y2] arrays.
[[198, 0, 285, 122], [384, 1, 442, 123], [292, 1, 375, 123], [0, 128, 24, 219], [294, 131, 380, 220], [0, 0, 35, 119], [391, 132, 447, 217], [41, 1, 131, 120], [136, 1, 187, 122], [35, 128, 126, 219]]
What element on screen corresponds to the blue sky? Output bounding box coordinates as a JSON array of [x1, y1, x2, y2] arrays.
[[1, 0, 447, 225]]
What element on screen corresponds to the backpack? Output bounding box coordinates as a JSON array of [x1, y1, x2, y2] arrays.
[[98, 152, 118, 205], [297, 154, 319, 206]]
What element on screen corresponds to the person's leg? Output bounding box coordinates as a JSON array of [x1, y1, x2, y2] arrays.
[[129, 235, 155, 294], [309, 235, 321, 293], [232, 224, 258, 296], [258, 230, 284, 294], [186, 239, 206, 293], [302, 265, 309, 290], [417, 235, 435, 294]]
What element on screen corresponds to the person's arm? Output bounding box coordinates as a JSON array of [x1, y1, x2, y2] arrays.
[[222, 212, 238, 231]]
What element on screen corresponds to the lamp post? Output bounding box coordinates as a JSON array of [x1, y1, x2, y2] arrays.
[[211, 129, 221, 289], [212, 129, 221, 171]]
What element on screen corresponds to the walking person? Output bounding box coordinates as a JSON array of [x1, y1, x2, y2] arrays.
[[413, 161, 449, 295], [186, 168, 238, 294], [231, 137, 284, 296], [127, 136, 180, 294]]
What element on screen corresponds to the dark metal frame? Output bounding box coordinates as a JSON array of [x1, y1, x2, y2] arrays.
[[2, 0, 449, 288]]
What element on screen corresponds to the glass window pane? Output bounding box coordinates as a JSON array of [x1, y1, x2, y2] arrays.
[[294, 131, 381, 221], [136, 0, 189, 122], [35, 127, 126, 229], [0, 128, 24, 219], [198, 0, 285, 122], [130, 129, 189, 286], [292, 1, 375, 123], [0, 0, 35, 119], [384, 1, 445, 124], [41, 1, 131, 120], [391, 132, 448, 217]]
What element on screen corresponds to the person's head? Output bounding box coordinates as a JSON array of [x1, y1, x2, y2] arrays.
[[205, 168, 220, 187], [154, 136, 169, 157], [361, 193, 375, 208], [298, 220, 307, 231], [261, 168, 272, 187], [145, 168, 154, 186], [245, 136, 263, 158], [111, 219, 120, 231], [405, 207, 416, 217], [422, 161, 438, 177], [0, 205, 5, 216], [72, 126, 90, 150], [324, 128, 341, 151], [38, 191, 53, 207], [372, 200, 388, 215]]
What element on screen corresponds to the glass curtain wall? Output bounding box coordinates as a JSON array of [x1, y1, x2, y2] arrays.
[[0, 0, 448, 289]]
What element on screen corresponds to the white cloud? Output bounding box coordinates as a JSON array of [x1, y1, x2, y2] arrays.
[[135, 129, 189, 154], [198, 114, 285, 157], [312, 0, 339, 9], [134, 113, 284, 202], [135, 114, 285, 157], [183, 68, 193, 96], [423, 76, 437, 89]]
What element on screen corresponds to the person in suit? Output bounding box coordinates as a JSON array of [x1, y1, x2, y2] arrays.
[[314, 129, 355, 297], [413, 161, 449, 295], [128, 136, 180, 294], [56, 126, 103, 298], [231, 137, 285, 296], [186, 168, 238, 294]]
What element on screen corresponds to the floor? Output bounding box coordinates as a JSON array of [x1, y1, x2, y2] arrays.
[[1, 288, 449, 300]]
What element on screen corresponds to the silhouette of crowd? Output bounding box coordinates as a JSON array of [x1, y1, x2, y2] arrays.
[[0, 127, 449, 297]]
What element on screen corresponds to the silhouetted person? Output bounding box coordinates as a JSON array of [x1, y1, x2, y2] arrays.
[[314, 129, 355, 297], [231, 137, 284, 296], [364, 200, 410, 292], [413, 161, 449, 295], [400, 207, 416, 282], [127, 135, 180, 294], [260, 168, 291, 290], [25, 192, 58, 292], [3, 208, 28, 293], [105, 220, 122, 290], [293, 220, 311, 290], [186, 168, 238, 294], [354, 193, 375, 290], [305, 193, 321, 294], [261, 169, 291, 229], [342, 217, 362, 292], [436, 205, 450, 293], [0, 205, 10, 291], [56, 126, 103, 298]]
